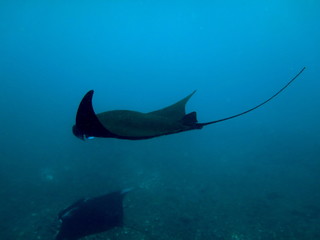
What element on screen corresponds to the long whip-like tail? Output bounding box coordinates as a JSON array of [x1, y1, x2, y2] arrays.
[[200, 67, 306, 126]]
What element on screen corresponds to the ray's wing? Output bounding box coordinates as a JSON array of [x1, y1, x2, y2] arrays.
[[148, 90, 196, 121], [73, 90, 118, 139]]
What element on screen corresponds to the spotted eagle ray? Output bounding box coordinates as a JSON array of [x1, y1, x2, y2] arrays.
[[72, 67, 305, 140]]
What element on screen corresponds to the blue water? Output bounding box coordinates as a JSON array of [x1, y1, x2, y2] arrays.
[[1, 1, 319, 239]]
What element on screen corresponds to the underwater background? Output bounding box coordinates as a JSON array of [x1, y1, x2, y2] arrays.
[[0, 0, 319, 239]]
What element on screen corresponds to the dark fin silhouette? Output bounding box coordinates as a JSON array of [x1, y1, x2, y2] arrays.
[[181, 111, 198, 126], [72, 90, 118, 140], [149, 90, 196, 121], [198, 67, 306, 127], [56, 189, 131, 240], [58, 198, 86, 221], [121, 187, 134, 194]]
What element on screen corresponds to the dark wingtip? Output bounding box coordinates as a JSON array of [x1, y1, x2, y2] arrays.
[[81, 90, 94, 101], [73, 90, 120, 139], [75, 90, 96, 125], [190, 90, 197, 97], [121, 188, 134, 195], [73, 89, 100, 139]]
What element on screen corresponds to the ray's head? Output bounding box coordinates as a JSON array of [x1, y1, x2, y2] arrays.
[[72, 125, 95, 140]]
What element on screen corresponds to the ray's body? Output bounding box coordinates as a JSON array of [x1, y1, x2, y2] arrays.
[[72, 67, 305, 140]]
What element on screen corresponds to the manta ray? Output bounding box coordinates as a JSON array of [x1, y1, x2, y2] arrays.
[[56, 189, 131, 240], [72, 67, 305, 140]]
